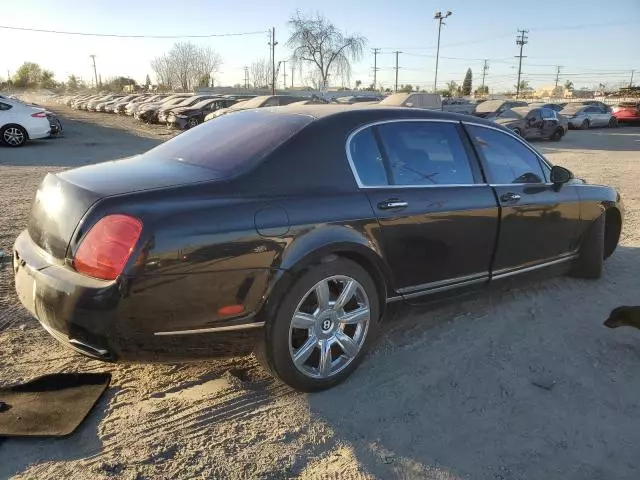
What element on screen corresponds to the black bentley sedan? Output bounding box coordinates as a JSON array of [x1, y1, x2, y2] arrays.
[[13, 106, 623, 391]]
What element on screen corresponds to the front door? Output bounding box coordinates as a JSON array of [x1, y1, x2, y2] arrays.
[[347, 120, 499, 295], [464, 124, 581, 273]]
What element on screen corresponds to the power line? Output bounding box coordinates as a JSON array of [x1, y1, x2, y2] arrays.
[[0, 24, 269, 38]]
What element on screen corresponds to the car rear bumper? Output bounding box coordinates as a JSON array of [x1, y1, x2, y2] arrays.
[[13, 230, 268, 362], [28, 124, 52, 140]]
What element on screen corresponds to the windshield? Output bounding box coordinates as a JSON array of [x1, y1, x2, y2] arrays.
[[139, 110, 312, 174]]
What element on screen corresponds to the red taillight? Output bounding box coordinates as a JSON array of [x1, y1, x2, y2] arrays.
[[31, 112, 47, 118], [73, 214, 142, 280]]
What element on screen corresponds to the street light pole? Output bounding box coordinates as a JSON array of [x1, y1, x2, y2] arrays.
[[433, 11, 452, 93]]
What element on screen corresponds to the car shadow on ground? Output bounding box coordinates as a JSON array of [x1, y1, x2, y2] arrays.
[[306, 245, 640, 479], [0, 118, 162, 168], [0, 386, 118, 479], [535, 126, 640, 154]]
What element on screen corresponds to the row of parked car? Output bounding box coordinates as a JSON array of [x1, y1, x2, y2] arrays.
[[52, 91, 640, 143], [56, 92, 325, 130]]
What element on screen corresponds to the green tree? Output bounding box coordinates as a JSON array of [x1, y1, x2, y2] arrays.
[[13, 62, 42, 88], [145, 74, 151, 89], [564, 80, 574, 92], [40, 70, 56, 89], [475, 85, 489, 96], [355, 79, 362, 90], [514, 80, 530, 92], [399, 84, 413, 93], [67, 74, 79, 91], [462, 68, 472, 96], [446, 80, 458, 96]]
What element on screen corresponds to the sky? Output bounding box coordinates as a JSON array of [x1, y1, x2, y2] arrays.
[[1, 0, 638, 93]]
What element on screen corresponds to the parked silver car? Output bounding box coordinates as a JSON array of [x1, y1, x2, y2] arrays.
[[560, 103, 617, 129]]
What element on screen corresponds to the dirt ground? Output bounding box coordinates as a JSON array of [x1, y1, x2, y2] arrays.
[[1, 106, 640, 480]]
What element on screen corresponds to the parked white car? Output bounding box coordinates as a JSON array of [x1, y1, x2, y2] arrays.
[[0, 98, 51, 147]]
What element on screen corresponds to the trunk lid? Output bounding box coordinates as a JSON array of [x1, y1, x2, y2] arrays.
[[27, 156, 223, 259]]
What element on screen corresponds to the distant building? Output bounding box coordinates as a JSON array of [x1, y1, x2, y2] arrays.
[[535, 85, 564, 98], [566, 89, 596, 98]]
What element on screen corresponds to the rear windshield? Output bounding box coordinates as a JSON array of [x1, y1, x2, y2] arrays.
[[140, 110, 313, 174], [475, 100, 505, 112]]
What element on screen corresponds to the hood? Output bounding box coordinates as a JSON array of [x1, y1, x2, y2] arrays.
[[494, 117, 520, 125]]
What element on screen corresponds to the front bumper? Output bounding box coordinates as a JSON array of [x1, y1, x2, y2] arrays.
[[12, 230, 268, 362]]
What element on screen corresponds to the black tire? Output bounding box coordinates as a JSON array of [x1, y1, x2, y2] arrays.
[[570, 214, 605, 279], [1, 125, 28, 147], [581, 119, 590, 130], [255, 257, 380, 392], [608, 117, 618, 128], [550, 128, 564, 141], [187, 118, 200, 129]]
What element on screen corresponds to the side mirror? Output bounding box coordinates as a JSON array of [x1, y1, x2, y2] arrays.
[[550, 165, 573, 185]]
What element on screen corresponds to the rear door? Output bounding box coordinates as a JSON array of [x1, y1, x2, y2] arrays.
[[348, 120, 499, 298], [464, 123, 581, 274]]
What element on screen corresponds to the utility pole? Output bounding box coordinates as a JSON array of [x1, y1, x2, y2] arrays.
[[89, 55, 98, 90], [268, 27, 277, 95], [480, 59, 489, 94], [394, 51, 401, 92], [514, 29, 528, 99], [282, 60, 287, 89], [433, 11, 452, 93], [630, 69, 635, 88], [291, 64, 294, 88], [372, 48, 380, 90], [554, 65, 562, 95], [244, 66, 249, 89]]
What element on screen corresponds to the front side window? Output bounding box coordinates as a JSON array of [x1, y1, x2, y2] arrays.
[[376, 122, 475, 186], [466, 125, 545, 184]]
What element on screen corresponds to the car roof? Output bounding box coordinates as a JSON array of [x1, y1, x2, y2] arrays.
[[263, 104, 501, 127]]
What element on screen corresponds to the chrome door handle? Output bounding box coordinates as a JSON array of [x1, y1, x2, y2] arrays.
[[378, 200, 408, 210], [500, 192, 521, 203]]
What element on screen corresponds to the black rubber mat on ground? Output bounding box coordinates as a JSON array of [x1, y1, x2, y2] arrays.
[[0, 373, 110, 437]]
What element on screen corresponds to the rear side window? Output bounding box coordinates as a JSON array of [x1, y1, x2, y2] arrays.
[[140, 110, 312, 175], [349, 128, 388, 186], [376, 122, 475, 186], [541, 108, 555, 119], [0, 102, 13, 111], [467, 125, 545, 184]]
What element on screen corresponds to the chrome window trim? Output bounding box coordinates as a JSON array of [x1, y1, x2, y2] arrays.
[[154, 321, 264, 336], [345, 118, 484, 190]]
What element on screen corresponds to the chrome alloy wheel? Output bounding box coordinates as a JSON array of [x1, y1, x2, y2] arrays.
[[289, 275, 370, 379], [3, 127, 25, 146]]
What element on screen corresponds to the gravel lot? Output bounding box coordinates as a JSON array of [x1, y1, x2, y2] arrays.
[[1, 107, 639, 480]]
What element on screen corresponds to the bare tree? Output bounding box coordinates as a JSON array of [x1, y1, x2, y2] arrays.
[[151, 42, 222, 91], [287, 11, 366, 89], [250, 58, 272, 89]]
